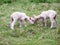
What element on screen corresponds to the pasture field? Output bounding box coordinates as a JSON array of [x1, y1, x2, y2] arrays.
[[0, 2, 60, 45]]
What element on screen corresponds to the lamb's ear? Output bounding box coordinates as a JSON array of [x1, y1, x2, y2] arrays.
[[30, 17, 32, 20]]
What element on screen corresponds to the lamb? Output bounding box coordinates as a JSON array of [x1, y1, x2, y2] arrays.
[[31, 10, 57, 28], [10, 12, 34, 30]]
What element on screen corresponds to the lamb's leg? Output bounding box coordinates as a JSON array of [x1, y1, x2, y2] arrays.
[[50, 18, 56, 28], [20, 20, 27, 27], [54, 19, 57, 27], [41, 18, 45, 26], [10, 18, 16, 30], [54, 16, 57, 28], [43, 18, 47, 26], [53, 19, 57, 28]]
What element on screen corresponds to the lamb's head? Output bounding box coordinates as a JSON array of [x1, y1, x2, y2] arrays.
[[33, 15, 40, 23], [29, 15, 39, 24], [25, 17, 34, 24], [29, 17, 35, 23]]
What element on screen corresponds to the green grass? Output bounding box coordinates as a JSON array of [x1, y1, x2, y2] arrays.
[[0, 2, 60, 45]]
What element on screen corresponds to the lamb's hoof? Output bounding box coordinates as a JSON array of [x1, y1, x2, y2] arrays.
[[20, 26, 22, 28], [25, 25, 27, 27], [11, 27, 14, 30], [50, 27, 56, 29]]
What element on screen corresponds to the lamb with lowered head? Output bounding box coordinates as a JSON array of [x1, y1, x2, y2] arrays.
[[10, 12, 34, 30], [30, 10, 57, 28]]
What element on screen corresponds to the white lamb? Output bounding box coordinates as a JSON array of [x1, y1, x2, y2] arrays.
[[10, 12, 34, 30], [31, 10, 57, 28]]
